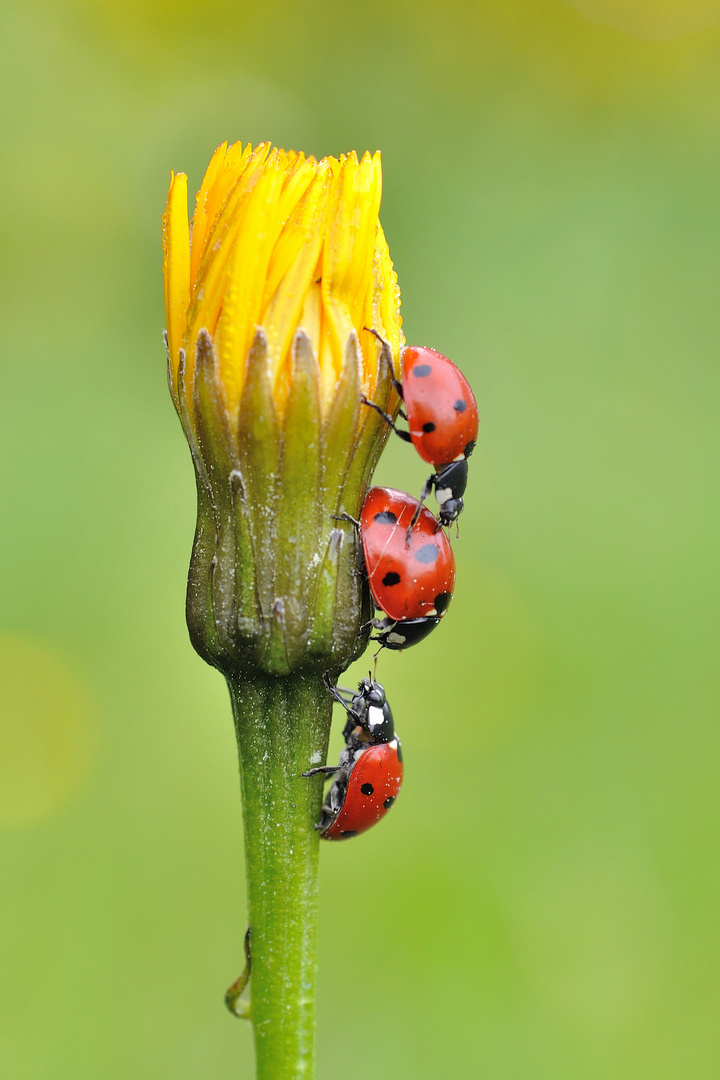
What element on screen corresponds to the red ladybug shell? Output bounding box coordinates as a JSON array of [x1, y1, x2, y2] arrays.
[[322, 739, 403, 840], [401, 346, 479, 467], [360, 487, 455, 622]]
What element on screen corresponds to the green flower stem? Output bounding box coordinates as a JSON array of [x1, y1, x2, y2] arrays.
[[228, 671, 334, 1080]]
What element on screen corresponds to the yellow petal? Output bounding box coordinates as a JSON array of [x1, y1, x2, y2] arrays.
[[213, 153, 287, 414], [190, 141, 228, 286], [321, 152, 382, 386], [364, 222, 403, 397], [262, 167, 330, 395], [202, 140, 255, 250], [298, 273, 322, 365], [263, 159, 323, 309], [162, 171, 190, 389], [183, 146, 273, 404]]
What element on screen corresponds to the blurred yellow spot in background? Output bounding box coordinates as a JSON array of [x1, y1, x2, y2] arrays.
[[0, 636, 97, 828], [565, 0, 720, 39]]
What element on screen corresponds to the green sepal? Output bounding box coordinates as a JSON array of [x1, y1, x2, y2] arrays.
[[272, 330, 323, 670], [194, 330, 252, 660], [309, 333, 371, 663], [236, 329, 281, 642], [320, 330, 362, 509], [344, 329, 395, 512], [176, 347, 224, 666]]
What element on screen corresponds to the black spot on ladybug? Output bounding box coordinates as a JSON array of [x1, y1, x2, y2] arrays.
[[374, 510, 398, 525], [383, 796, 396, 810], [454, 399, 467, 412], [413, 364, 432, 378], [396, 743, 403, 763], [415, 543, 439, 564], [434, 591, 451, 615], [361, 782, 374, 796], [341, 830, 358, 837], [422, 421, 436, 433], [464, 439, 476, 458], [382, 571, 401, 587]]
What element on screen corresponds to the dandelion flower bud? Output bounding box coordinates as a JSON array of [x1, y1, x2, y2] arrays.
[[162, 143, 403, 677]]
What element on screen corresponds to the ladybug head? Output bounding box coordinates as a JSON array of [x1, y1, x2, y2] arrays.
[[355, 678, 395, 743], [434, 459, 468, 526], [367, 682, 386, 708], [354, 676, 385, 706], [438, 496, 464, 526]]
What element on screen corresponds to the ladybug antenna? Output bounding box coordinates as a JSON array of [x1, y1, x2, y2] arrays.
[[364, 326, 384, 346]]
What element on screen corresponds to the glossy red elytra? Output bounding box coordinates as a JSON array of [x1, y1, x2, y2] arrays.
[[360, 486, 455, 624], [362, 331, 479, 527], [303, 674, 403, 840], [402, 346, 479, 468]]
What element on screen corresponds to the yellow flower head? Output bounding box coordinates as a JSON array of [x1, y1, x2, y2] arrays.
[[162, 141, 403, 425]]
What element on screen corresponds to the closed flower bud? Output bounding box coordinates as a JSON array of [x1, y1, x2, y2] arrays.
[[162, 143, 403, 677]]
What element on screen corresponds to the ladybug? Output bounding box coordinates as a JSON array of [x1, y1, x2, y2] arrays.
[[302, 673, 403, 840], [362, 329, 479, 529], [337, 487, 455, 650]]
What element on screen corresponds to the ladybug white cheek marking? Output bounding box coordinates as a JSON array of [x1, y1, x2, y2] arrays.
[[435, 487, 452, 505], [367, 705, 385, 730], [387, 632, 406, 646], [388, 739, 398, 751]]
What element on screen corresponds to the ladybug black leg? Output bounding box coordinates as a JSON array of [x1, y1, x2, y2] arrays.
[[365, 327, 404, 400], [406, 474, 437, 545], [322, 672, 366, 726], [332, 511, 361, 529], [225, 927, 252, 1019], [323, 671, 354, 710], [369, 616, 396, 654], [301, 765, 340, 778], [359, 395, 413, 442]]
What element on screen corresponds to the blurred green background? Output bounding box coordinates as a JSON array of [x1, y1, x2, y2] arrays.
[[1, 0, 719, 1076]]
